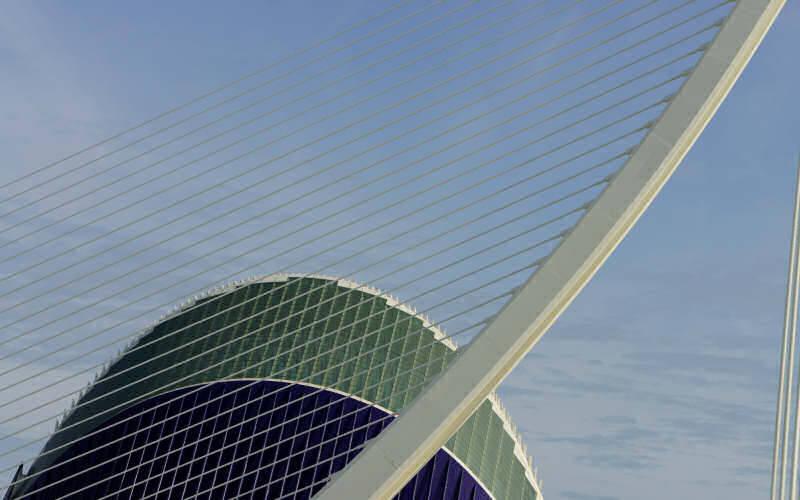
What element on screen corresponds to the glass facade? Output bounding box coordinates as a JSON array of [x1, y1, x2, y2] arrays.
[[21, 381, 495, 499], [11, 276, 540, 499]]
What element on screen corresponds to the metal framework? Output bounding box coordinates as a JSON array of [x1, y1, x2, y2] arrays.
[[0, 2, 787, 498], [317, 1, 787, 498]]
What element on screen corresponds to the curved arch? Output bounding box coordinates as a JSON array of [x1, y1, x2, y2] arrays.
[[316, 1, 786, 498]]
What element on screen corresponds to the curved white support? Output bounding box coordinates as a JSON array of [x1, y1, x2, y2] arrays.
[[316, 1, 786, 498]]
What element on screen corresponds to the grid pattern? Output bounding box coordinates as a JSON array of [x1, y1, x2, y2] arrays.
[[20, 276, 537, 499], [18, 381, 495, 499]]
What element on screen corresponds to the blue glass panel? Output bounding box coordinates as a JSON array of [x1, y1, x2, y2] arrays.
[[16, 380, 490, 500]]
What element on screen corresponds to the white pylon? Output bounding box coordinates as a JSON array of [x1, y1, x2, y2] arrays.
[[772, 155, 800, 500]]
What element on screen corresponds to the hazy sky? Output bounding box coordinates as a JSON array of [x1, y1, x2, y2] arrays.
[[0, 2, 798, 499]]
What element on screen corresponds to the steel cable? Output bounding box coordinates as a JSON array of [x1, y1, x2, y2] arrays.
[[0, 138, 630, 444], [0, 0, 608, 287], [0, 1, 739, 497], [0, 148, 626, 470], [0, 9, 720, 406], [0, 64, 683, 384], [0, 0, 708, 372], [1, 142, 634, 479], [0, 77, 688, 460], [0, 62, 688, 408], [0, 0, 508, 243], [0, 0, 433, 209]]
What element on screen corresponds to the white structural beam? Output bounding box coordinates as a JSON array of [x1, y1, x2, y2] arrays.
[[316, 1, 787, 499], [792, 155, 800, 500], [770, 155, 800, 500], [770, 158, 800, 500]]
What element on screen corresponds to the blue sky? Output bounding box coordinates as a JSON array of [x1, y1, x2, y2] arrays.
[[0, 1, 798, 499]]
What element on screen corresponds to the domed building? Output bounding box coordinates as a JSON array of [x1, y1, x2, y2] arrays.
[[8, 275, 543, 499]]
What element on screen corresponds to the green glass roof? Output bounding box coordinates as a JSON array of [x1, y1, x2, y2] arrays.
[[26, 275, 541, 499]]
